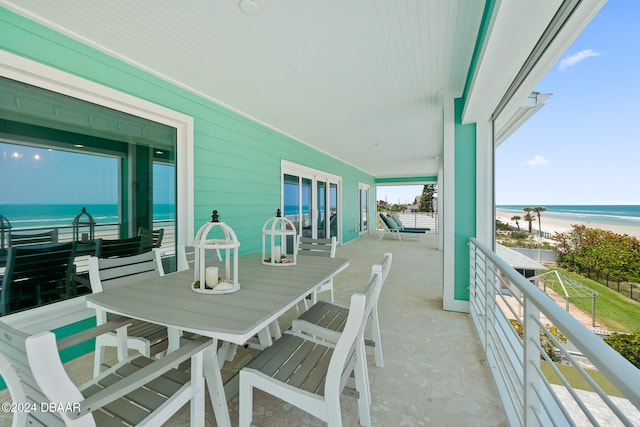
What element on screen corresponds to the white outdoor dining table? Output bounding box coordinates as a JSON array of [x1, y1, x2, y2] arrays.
[[86, 252, 349, 427]]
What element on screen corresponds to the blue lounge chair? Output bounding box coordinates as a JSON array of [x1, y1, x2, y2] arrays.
[[379, 213, 430, 240]]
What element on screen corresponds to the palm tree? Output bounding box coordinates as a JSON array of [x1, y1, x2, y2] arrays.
[[522, 207, 535, 233], [510, 215, 521, 231], [532, 206, 546, 235]]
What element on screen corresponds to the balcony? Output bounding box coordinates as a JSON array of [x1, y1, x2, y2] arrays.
[[1, 232, 639, 426]]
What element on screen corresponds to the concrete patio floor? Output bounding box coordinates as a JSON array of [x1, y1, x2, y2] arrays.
[[0, 232, 508, 426]]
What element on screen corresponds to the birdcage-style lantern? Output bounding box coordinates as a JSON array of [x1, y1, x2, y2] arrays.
[[191, 210, 240, 294], [72, 207, 95, 242], [262, 208, 297, 266]]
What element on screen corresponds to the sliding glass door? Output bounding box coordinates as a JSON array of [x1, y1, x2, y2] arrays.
[[359, 183, 369, 233], [282, 162, 340, 241]]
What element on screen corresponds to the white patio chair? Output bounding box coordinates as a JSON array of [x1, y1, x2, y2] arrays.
[[0, 317, 212, 427], [88, 249, 169, 377], [239, 290, 374, 427], [298, 236, 338, 303], [157, 244, 219, 276], [292, 253, 392, 369]]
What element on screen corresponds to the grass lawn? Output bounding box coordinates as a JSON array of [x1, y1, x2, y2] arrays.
[[545, 267, 640, 333], [540, 361, 623, 398]]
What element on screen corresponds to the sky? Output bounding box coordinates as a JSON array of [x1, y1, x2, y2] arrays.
[[377, 185, 424, 205], [495, 1, 640, 205], [380, 2, 640, 207], [0, 142, 175, 205]]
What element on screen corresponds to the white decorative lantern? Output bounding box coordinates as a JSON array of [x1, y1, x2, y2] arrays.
[[262, 208, 297, 266], [192, 210, 240, 294]]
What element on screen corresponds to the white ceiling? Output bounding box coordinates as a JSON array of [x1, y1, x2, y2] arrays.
[[1, 0, 487, 179]]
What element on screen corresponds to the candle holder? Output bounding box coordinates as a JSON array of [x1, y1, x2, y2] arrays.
[[262, 208, 297, 266], [72, 207, 95, 242], [192, 210, 240, 294]]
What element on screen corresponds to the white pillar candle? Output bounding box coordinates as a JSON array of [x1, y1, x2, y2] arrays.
[[205, 266, 219, 286], [273, 245, 281, 262]]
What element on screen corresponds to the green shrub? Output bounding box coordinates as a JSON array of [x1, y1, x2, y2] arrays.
[[604, 332, 640, 368], [510, 231, 530, 240], [509, 319, 568, 361]]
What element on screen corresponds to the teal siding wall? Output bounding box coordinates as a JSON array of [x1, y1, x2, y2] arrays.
[[0, 8, 375, 251], [454, 98, 476, 301], [0, 9, 374, 388]]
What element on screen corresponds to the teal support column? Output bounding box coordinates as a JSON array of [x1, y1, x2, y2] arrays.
[[453, 98, 476, 301]]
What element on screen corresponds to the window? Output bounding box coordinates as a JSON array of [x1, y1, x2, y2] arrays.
[[281, 161, 341, 241], [0, 75, 182, 315]]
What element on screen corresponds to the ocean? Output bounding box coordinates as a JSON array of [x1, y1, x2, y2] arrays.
[[0, 204, 175, 229], [496, 205, 640, 228], [3, 203, 639, 230]]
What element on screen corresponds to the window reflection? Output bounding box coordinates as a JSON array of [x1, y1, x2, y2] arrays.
[[0, 77, 177, 315]]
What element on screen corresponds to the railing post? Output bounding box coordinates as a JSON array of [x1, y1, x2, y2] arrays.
[[484, 254, 495, 354], [523, 297, 541, 426]]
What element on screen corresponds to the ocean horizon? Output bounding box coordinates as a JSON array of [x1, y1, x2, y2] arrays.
[[496, 205, 640, 228], [0, 203, 175, 229]]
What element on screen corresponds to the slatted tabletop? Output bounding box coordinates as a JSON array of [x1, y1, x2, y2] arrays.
[[86, 253, 349, 345]]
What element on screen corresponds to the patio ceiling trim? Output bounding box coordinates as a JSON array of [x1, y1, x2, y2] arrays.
[[375, 176, 437, 184]]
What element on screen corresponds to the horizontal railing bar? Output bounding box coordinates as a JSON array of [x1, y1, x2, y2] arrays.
[[469, 238, 640, 426]]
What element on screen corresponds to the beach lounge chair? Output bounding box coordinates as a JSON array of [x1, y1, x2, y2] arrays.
[[378, 213, 430, 240]]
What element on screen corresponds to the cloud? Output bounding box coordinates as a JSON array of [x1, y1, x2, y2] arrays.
[[558, 49, 602, 71], [525, 155, 549, 168]]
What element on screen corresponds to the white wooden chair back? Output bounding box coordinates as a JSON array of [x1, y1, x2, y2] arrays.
[[291, 254, 392, 370], [88, 249, 159, 293], [0, 321, 65, 427], [87, 250, 166, 376], [176, 244, 221, 272], [361, 264, 384, 324], [298, 236, 337, 258], [0, 318, 211, 427], [380, 252, 393, 284], [325, 291, 368, 404], [239, 291, 371, 426], [177, 244, 196, 271]]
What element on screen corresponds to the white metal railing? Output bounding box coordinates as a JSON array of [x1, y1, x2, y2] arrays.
[[469, 238, 640, 427]]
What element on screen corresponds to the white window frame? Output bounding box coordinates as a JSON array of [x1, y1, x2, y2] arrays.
[[0, 50, 194, 330], [358, 183, 370, 234], [281, 160, 342, 242]]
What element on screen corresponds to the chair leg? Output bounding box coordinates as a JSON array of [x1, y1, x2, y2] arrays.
[[328, 279, 334, 303], [354, 340, 371, 426], [326, 394, 343, 427], [93, 341, 106, 377], [370, 312, 384, 368], [358, 338, 371, 406], [190, 352, 205, 427], [239, 372, 253, 427]]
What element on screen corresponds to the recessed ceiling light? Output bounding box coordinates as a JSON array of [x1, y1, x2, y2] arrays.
[[239, 0, 260, 15], [74, 144, 84, 148]]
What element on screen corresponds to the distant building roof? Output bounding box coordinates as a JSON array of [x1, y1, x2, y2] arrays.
[[496, 244, 548, 271]]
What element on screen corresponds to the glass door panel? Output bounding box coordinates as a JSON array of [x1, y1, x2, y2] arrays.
[[283, 174, 300, 232], [330, 183, 338, 238], [301, 178, 312, 237], [317, 181, 327, 238], [359, 187, 369, 232]]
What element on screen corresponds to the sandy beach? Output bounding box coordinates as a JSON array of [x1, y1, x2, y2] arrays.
[[496, 210, 640, 240]]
